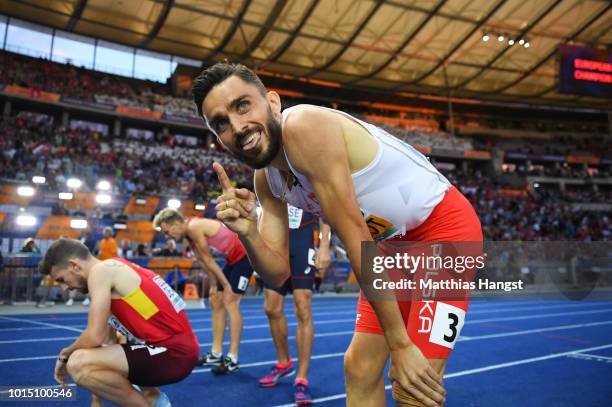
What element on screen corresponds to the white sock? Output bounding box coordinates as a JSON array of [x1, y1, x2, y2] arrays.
[[211, 351, 222, 358], [227, 353, 238, 364]]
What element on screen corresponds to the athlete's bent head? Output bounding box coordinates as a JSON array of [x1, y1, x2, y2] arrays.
[[153, 208, 187, 240], [39, 238, 92, 293], [192, 62, 283, 169]]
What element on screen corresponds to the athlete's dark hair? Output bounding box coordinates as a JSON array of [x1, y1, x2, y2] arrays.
[[191, 62, 266, 118], [39, 238, 91, 275]]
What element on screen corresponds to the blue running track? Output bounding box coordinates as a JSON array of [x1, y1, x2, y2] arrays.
[[1, 295, 611, 406]]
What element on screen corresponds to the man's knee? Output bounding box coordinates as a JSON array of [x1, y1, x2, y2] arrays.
[[293, 300, 312, 324], [209, 293, 223, 309], [223, 292, 241, 309], [344, 346, 381, 384], [264, 298, 284, 320], [66, 349, 92, 384]]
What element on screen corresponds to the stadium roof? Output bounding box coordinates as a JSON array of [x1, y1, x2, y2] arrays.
[[1, 0, 610, 109]]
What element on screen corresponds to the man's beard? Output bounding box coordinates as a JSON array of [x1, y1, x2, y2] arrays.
[[235, 110, 282, 169], [77, 275, 89, 294]]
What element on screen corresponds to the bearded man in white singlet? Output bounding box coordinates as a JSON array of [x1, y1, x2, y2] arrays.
[[192, 63, 483, 407]]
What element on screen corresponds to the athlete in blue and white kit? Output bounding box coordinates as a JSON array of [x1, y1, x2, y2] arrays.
[[257, 205, 330, 404]]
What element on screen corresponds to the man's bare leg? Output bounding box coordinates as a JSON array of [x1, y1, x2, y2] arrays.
[[292, 289, 313, 379], [223, 291, 243, 357], [263, 288, 290, 363], [391, 359, 447, 407], [209, 289, 225, 354], [344, 332, 389, 407], [66, 345, 149, 407]]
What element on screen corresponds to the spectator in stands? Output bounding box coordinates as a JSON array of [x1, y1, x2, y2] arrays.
[[97, 227, 118, 260], [157, 239, 181, 257], [165, 268, 186, 296], [79, 230, 97, 254], [117, 239, 133, 258], [135, 243, 149, 257], [20, 238, 40, 254]]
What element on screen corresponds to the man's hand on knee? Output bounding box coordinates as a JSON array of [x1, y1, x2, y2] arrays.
[[388, 344, 446, 407]]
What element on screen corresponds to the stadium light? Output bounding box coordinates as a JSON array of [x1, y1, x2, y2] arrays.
[[519, 39, 525, 45], [66, 178, 82, 189], [524, 42, 530, 48], [95, 193, 112, 205], [58, 192, 74, 200], [195, 203, 206, 211], [17, 186, 35, 197], [482, 34, 490, 42], [508, 39, 515, 46], [96, 180, 111, 191], [32, 176, 46, 184], [16, 214, 37, 227], [168, 199, 181, 209], [534, 183, 540, 188], [209, 143, 216, 149], [498, 34, 505, 42], [70, 219, 88, 229]]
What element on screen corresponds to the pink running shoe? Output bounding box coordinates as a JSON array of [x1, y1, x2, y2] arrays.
[[258, 360, 295, 387]]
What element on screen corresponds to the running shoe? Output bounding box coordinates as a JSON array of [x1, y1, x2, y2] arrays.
[[197, 352, 223, 367], [294, 379, 313, 405], [153, 392, 172, 407], [258, 360, 295, 387], [211, 356, 239, 375]]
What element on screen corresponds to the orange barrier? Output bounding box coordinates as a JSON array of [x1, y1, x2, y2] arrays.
[[183, 283, 199, 299], [116, 105, 162, 120], [63, 192, 98, 210], [148, 258, 194, 270], [115, 220, 156, 243], [124, 196, 160, 215], [463, 150, 491, 159], [180, 200, 207, 217], [4, 85, 61, 102], [567, 155, 599, 165], [36, 216, 80, 240], [0, 185, 36, 206]]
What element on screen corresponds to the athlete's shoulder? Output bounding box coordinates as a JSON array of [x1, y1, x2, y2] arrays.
[[283, 104, 335, 132]]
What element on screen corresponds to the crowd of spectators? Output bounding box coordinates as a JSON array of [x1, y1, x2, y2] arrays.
[[443, 168, 611, 241], [0, 112, 252, 198], [0, 51, 196, 118]]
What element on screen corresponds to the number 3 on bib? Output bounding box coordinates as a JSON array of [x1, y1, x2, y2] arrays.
[[429, 302, 466, 349]]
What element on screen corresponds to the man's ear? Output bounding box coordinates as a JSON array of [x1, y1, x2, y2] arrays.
[[68, 259, 79, 271], [267, 90, 281, 118]]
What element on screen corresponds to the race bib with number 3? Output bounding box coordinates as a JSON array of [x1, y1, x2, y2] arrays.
[[429, 302, 466, 349]]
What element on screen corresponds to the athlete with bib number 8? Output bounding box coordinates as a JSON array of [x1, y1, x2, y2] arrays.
[[40, 238, 199, 407]]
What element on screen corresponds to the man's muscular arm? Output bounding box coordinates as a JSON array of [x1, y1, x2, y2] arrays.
[[283, 107, 445, 407]]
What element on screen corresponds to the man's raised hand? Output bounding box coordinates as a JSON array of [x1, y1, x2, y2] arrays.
[[213, 162, 257, 237]]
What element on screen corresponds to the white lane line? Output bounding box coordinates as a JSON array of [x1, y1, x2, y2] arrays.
[[566, 353, 612, 362], [3, 301, 607, 331], [2, 307, 612, 344], [198, 330, 356, 348], [271, 342, 612, 406], [4, 319, 611, 363], [0, 316, 82, 333], [458, 320, 612, 341]]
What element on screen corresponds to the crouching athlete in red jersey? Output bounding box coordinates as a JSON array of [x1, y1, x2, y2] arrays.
[[40, 238, 199, 407]]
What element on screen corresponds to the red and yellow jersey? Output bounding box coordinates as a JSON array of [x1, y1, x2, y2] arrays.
[[109, 258, 197, 347]]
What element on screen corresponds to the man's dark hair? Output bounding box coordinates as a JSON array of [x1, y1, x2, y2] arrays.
[[191, 62, 266, 118], [39, 238, 91, 275]]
